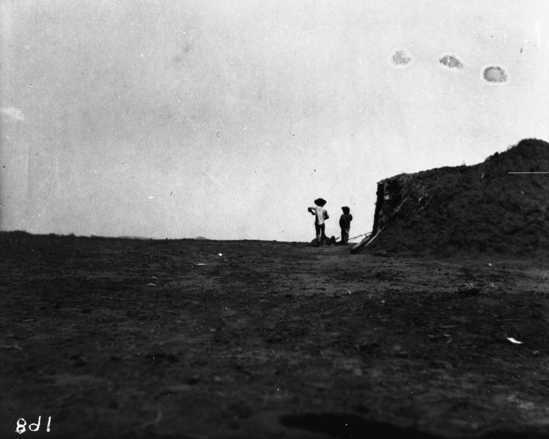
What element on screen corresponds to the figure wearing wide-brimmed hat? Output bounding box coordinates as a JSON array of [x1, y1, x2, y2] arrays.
[[308, 198, 329, 246]]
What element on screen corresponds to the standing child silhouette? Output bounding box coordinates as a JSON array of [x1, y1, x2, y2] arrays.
[[339, 206, 353, 245], [308, 198, 329, 246]]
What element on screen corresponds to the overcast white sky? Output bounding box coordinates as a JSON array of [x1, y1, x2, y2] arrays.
[[1, 0, 548, 241]]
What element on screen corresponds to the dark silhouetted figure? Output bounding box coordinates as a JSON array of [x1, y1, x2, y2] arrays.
[[339, 206, 353, 245], [308, 198, 329, 246]]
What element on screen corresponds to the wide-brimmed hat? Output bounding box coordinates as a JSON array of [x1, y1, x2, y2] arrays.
[[314, 198, 326, 206]]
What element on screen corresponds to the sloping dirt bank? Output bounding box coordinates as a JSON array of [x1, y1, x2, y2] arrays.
[[364, 138, 549, 258], [1, 232, 549, 438]]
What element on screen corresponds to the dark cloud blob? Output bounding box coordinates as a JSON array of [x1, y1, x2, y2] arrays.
[[438, 53, 464, 70], [388, 48, 414, 68], [481, 65, 509, 84]]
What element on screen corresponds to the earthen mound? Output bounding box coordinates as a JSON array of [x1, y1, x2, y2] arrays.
[[364, 138, 549, 257]]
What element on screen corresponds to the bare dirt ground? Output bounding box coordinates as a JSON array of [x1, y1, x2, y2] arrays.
[[1, 232, 549, 439]]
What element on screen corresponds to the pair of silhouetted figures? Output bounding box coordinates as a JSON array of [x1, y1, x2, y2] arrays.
[[307, 198, 353, 246]]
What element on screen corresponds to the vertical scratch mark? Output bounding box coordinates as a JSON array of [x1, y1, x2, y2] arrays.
[[203, 171, 227, 192]]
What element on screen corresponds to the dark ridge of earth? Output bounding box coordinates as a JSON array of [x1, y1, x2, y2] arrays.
[[1, 232, 549, 439], [367, 138, 549, 258]]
